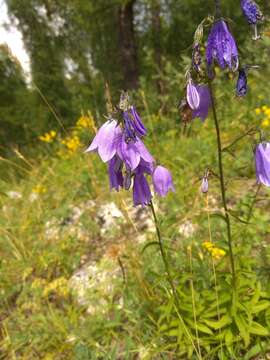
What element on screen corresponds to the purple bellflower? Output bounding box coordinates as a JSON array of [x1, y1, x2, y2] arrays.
[[153, 166, 175, 197], [117, 134, 154, 171], [206, 20, 239, 71], [241, 0, 263, 40], [85, 119, 121, 162], [186, 79, 200, 110], [123, 106, 147, 142], [236, 68, 248, 97], [255, 143, 270, 187], [192, 85, 212, 122], [241, 0, 263, 25]]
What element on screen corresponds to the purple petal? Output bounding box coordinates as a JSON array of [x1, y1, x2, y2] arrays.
[[117, 135, 141, 171], [130, 106, 147, 137], [134, 138, 155, 164], [187, 81, 200, 110], [255, 143, 270, 186], [152, 165, 175, 197], [192, 85, 211, 122], [108, 156, 123, 192], [85, 120, 122, 163], [133, 174, 152, 206]]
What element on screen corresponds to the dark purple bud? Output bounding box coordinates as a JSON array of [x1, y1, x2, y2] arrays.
[[108, 156, 124, 192], [241, 0, 263, 25], [130, 106, 147, 137], [152, 166, 175, 197], [236, 69, 248, 97], [124, 170, 132, 190], [255, 143, 270, 187], [206, 20, 238, 71]]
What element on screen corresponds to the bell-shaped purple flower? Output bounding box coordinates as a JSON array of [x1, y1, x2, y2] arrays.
[[117, 134, 154, 171], [85, 119, 122, 162], [133, 163, 152, 206], [152, 165, 175, 197], [130, 106, 147, 137], [255, 143, 270, 187], [201, 177, 209, 193], [108, 155, 123, 191], [236, 69, 248, 97], [186, 80, 200, 110], [241, 0, 263, 25], [206, 20, 238, 71], [192, 85, 211, 122]]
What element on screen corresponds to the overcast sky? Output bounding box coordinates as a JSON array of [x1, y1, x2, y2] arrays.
[[0, 0, 30, 74]]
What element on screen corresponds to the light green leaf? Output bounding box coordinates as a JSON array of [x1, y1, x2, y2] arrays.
[[235, 314, 250, 348], [251, 300, 270, 314], [204, 314, 231, 330], [249, 321, 269, 336]]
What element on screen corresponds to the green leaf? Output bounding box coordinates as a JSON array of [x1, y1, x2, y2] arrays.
[[224, 328, 234, 354], [249, 321, 269, 336], [141, 241, 160, 253], [204, 314, 231, 330], [251, 300, 270, 314], [235, 314, 250, 348], [185, 318, 213, 334]]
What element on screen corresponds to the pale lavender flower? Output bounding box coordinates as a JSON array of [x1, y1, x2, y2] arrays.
[[85, 120, 121, 162], [206, 20, 238, 71], [152, 166, 175, 197], [255, 143, 270, 187], [186, 80, 200, 110], [117, 134, 154, 171], [192, 85, 211, 122]]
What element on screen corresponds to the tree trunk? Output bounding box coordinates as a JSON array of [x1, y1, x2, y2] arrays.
[[151, 0, 163, 94], [118, 0, 138, 90]]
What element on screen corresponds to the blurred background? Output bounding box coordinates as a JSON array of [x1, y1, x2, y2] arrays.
[[1, 0, 269, 149], [1, 1, 270, 359]]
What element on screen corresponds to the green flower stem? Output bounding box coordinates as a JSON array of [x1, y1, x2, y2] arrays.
[[208, 81, 236, 286], [149, 200, 201, 359]]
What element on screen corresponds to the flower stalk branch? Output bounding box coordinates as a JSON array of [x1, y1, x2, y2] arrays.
[[208, 81, 236, 285]]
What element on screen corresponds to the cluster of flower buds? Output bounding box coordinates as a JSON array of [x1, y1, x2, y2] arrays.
[[85, 91, 175, 206]]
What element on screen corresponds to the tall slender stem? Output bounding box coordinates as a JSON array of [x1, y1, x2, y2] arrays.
[[215, 0, 222, 18], [208, 81, 236, 285], [149, 201, 178, 303], [149, 200, 201, 359]]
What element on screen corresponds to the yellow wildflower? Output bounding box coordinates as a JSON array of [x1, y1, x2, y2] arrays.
[[42, 277, 69, 298], [39, 130, 57, 143], [202, 241, 226, 260], [76, 111, 97, 132], [255, 108, 261, 115], [32, 184, 47, 194], [61, 134, 81, 153], [262, 119, 270, 128]]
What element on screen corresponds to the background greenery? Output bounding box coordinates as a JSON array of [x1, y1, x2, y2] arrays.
[[1, 0, 270, 359]]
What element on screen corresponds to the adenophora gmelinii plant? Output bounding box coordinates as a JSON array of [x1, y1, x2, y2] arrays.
[[178, 0, 267, 287], [85, 91, 174, 207]]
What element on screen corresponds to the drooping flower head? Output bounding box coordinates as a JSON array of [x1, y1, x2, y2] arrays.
[[108, 155, 124, 192], [152, 166, 175, 197], [241, 0, 263, 25], [255, 142, 270, 187], [206, 20, 238, 71], [236, 68, 248, 97], [133, 161, 153, 206]]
